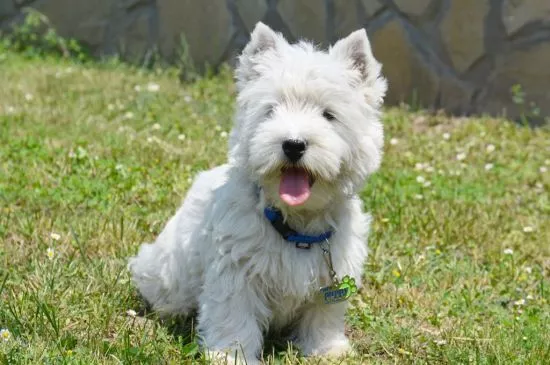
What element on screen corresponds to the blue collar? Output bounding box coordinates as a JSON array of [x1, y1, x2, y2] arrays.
[[263, 207, 333, 249]]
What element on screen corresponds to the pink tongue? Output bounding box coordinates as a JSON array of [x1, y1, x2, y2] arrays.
[[279, 168, 311, 206]]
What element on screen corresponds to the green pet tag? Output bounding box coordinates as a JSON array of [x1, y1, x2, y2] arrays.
[[319, 275, 357, 304]]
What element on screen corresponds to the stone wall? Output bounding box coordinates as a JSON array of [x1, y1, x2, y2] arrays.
[[1, 0, 549, 121]]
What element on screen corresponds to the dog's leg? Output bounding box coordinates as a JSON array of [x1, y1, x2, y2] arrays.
[[196, 271, 268, 365], [294, 301, 351, 357]]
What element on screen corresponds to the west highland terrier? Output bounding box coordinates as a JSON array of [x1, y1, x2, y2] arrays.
[[129, 22, 387, 364]]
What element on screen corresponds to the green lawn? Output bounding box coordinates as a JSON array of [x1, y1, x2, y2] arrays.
[[1, 48, 549, 364]]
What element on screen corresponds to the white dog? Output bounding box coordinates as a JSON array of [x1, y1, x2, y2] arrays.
[[129, 22, 386, 364]]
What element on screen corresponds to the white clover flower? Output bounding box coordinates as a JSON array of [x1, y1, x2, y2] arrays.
[[485, 163, 494, 171], [152, 123, 161, 130], [134, 85, 141, 92], [47, 247, 55, 260], [177, 134, 186, 141], [184, 95, 192, 103], [434, 339, 447, 346], [124, 112, 134, 120], [76, 147, 87, 159], [503, 248, 514, 255], [107, 104, 115, 111], [466, 140, 476, 148], [6, 106, 16, 114], [423, 181, 432, 188], [526, 294, 534, 300], [416, 176, 426, 184], [220, 131, 228, 138], [513, 299, 526, 306], [414, 194, 424, 200], [147, 82, 160, 92], [115, 164, 124, 171], [425, 166, 435, 173], [540, 167, 548, 173], [442, 133, 451, 140], [24, 93, 34, 101], [214, 125, 222, 132], [415, 163, 424, 171], [456, 153, 467, 161], [523, 226, 534, 233], [146, 137, 154, 143], [0, 329, 10, 342], [524, 267, 533, 274], [126, 309, 137, 317], [50, 232, 61, 241], [545, 159, 550, 166], [486, 144, 496, 153], [389, 138, 399, 145]]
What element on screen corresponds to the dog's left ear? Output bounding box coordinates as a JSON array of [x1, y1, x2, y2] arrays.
[[236, 22, 285, 90], [330, 29, 387, 107]]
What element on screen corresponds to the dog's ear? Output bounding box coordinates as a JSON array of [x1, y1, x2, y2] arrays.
[[236, 22, 284, 89], [330, 29, 387, 107], [243, 22, 280, 57]]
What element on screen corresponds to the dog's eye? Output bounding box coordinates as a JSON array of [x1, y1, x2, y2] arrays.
[[265, 105, 276, 118], [322, 110, 336, 121]]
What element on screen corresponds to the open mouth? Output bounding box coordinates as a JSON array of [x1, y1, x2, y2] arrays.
[[279, 167, 315, 206]]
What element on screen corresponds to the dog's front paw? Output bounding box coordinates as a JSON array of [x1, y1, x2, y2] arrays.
[[299, 336, 353, 358], [322, 337, 354, 358], [205, 349, 260, 365]]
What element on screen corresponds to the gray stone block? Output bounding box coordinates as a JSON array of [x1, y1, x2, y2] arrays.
[[157, 0, 233, 68], [502, 0, 550, 35], [441, 0, 489, 73], [278, 0, 326, 43]]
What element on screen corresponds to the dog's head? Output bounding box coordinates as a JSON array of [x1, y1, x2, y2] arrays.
[[229, 23, 387, 213]]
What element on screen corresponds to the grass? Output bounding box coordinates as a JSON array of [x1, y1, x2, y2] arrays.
[[0, 46, 549, 364]]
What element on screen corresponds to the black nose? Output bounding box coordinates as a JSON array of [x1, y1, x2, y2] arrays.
[[282, 139, 307, 163]]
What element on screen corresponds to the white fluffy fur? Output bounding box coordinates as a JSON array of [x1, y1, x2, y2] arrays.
[[129, 22, 387, 364]]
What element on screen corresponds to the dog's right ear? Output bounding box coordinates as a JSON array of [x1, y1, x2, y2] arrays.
[[243, 22, 280, 57], [236, 22, 283, 89]]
